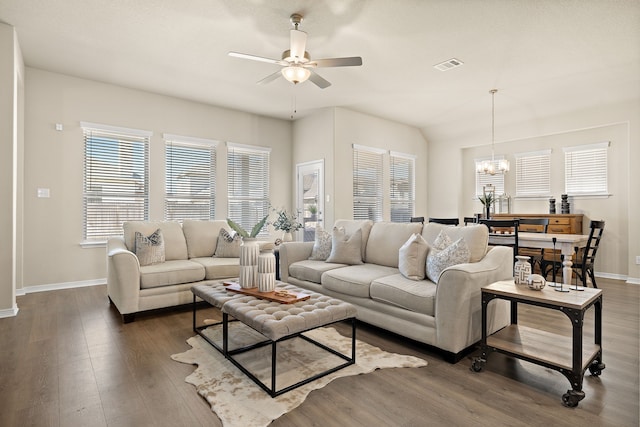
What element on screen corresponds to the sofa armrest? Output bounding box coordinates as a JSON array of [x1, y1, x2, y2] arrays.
[[434, 246, 512, 354], [107, 236, 141, 315], [278, 241, 314, 282]]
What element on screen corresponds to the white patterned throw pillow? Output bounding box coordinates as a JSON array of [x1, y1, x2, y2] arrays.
[[214, 228, 242, 258], [309, 224, 332, 261], [135, 228, 165, 266], [426, 231, 470, 283], [398, 233, 430, 280]]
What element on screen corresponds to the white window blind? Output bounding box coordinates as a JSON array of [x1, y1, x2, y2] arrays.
[[390, 151, 415, 222], [82, 122, 150, 241], [475, 157, 505, 196], [515, 149, 551, 197], [353, 145, 384, 221], [164, 134, 217, 221], [227, 143, 270, 235], [564, 142, 609, 195]]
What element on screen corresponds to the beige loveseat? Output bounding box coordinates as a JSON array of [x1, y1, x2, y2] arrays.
[[279, 220, 512, 362], [107, 220, 240, 322]]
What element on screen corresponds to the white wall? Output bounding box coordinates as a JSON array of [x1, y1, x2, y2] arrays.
[[22, 68, 292, 289], [428, 99, 640, 282]]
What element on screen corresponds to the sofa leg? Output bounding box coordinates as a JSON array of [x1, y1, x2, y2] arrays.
[[123, 313, 135, 323]]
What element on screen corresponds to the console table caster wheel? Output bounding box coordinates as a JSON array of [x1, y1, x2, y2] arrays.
[[588, 361, 605, 376], [471, 357, 485, 372], [562, 389, 585, 407]]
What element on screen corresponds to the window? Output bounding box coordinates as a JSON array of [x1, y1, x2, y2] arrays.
[[475, 157, 506, 196], [390, 151, 415, 222], [564, 142, 609, 196], [353, 144, 384, 221], [227, 142, 270, 235], [82, 122, 150, 241], [164, 134, 217, 221], [515, 149, 551, 197]]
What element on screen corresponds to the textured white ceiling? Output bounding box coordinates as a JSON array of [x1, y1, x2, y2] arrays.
[[1, 0, 638, 141]]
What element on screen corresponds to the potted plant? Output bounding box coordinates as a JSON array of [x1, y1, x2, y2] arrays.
[[270, 208, 303, 241], [227, 215, 268, 239], [308, 204, 318, 220], [478, 193, 494, 219]]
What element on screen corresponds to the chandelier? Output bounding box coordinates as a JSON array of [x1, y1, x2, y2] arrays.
[[477, 89, 509, 175]]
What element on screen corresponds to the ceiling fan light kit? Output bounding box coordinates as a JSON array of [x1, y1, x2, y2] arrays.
[[228, 13, 362, 89]]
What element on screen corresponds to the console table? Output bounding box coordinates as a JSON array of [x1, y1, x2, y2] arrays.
[[471, 280, 604, 407]]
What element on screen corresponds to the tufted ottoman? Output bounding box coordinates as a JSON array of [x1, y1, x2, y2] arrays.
[[192, 281, 357, 397]]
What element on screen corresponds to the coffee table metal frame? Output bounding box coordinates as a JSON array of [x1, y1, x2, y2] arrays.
[[191, 285, 356, 397]]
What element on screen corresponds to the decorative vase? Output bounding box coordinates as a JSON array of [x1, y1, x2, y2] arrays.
[[514, 255, 532, 285], [257, 248, 276, 292], [239, 238, 259, 288], [527, 274, 546, 291], [282, 232, 293, 242], [485, 205, 491, 219]]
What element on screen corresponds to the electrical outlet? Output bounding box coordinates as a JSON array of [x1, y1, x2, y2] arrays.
[[636, 256, 640, 265]]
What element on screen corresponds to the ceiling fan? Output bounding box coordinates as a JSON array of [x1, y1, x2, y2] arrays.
[[228, 13, 363, 89]]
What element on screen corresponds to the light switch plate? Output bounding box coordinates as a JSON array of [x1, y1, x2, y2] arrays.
[[37, 188, 50, 198]]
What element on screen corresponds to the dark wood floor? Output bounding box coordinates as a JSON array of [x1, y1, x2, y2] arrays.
[[0, 278, 637, 427]]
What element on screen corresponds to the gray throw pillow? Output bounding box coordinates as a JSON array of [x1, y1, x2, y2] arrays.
[[135, 228, 165, 266], [326, 227, 363, 265], [214, 228, 242, 258], [398, 233, 429, 280], [309, 224, 332, 261]]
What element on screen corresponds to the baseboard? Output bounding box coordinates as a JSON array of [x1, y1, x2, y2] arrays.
[[20, 278, 106, 295], [595, 271, 639, 284], [0, 306, 19, 318], [626, 277, 640, 285]]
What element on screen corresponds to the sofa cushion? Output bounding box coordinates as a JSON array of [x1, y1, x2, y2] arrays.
[[398, 233, 429, 280], [309, 225, 332, 261], [326, 227, 363, 265], [370, 274, 437, 316], [139, 260, 205, 289], [190, 257, 240, 280], [289, 259, 347, 284], [182, 220, 230, 258], [124, 221, 188, 261], [134, 229, 165, 266], [366, 222, 423, 267], [214, 229, 242, 258], [322, 264, 398, 298], [422, 223, 487, 262], [426, 235, 471, 283], [334, 219, 373, 260]]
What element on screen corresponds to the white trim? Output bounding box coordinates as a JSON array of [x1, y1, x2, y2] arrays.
[[626, 277, 640, 285], [352, 144, 386, 155], [514, 149, 552, 158], [163, 133, 219, 147], [80, 121, 153, 137], [562, 141, 610, 152], [389, 150, 417, 160], [80, 240, 107, 248], [16, 287, 25, 296], [226, 141, 272, 153], [21, 279, 106, 295], [0, 306, 19, 319]]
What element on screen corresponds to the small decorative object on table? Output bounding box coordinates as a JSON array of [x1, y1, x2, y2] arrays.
[[527, 274, 546, 290], [257, 242, 276, 292], [227, 216, 268, 288], [270, 207, 303, 241], [561, 194, 570, 214], [549, 197, 556, 214], [479, 192, 494, 219], [514, 255, 532, 284]]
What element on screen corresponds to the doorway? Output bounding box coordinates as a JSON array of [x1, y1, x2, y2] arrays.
[[296, 160, 324, 242]]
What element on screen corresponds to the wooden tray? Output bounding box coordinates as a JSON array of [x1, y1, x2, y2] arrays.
[[223, 281, 310, 304]]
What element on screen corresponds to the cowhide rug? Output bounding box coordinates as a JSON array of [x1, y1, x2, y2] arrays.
[[171, 323, 427, 427]]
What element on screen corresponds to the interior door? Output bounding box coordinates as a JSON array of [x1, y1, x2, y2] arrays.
[[296, 160, 324, 242]]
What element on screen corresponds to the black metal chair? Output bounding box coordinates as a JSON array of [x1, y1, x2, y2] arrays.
[[573, 220, 605, 288], [428, 217, 459, 226], [517, 218, 549, 272], [463, 216, 477, 225], [479, 219, 519, 263], [410, 216, 425, 223]]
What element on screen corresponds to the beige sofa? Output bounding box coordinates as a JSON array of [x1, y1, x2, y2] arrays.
[[107, 220, 240, 322], [279, 220, 512, 362]]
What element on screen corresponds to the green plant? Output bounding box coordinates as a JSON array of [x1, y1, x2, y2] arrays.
[[308, 204, 317, 215], [478, 193, 494, 207], [227, 215, 268, 238], [270, 208, 303, 233]]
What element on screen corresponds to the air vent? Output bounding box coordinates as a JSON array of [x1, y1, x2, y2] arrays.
[[434, 58, 464, 71]]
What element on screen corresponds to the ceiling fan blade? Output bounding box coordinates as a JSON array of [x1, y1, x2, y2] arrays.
[[257, 70, 282, 85], [310, 57, 363, 68], [290, 29, 307, 61], [228, 51, 286, 65], [308, 70, 331, 89]]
